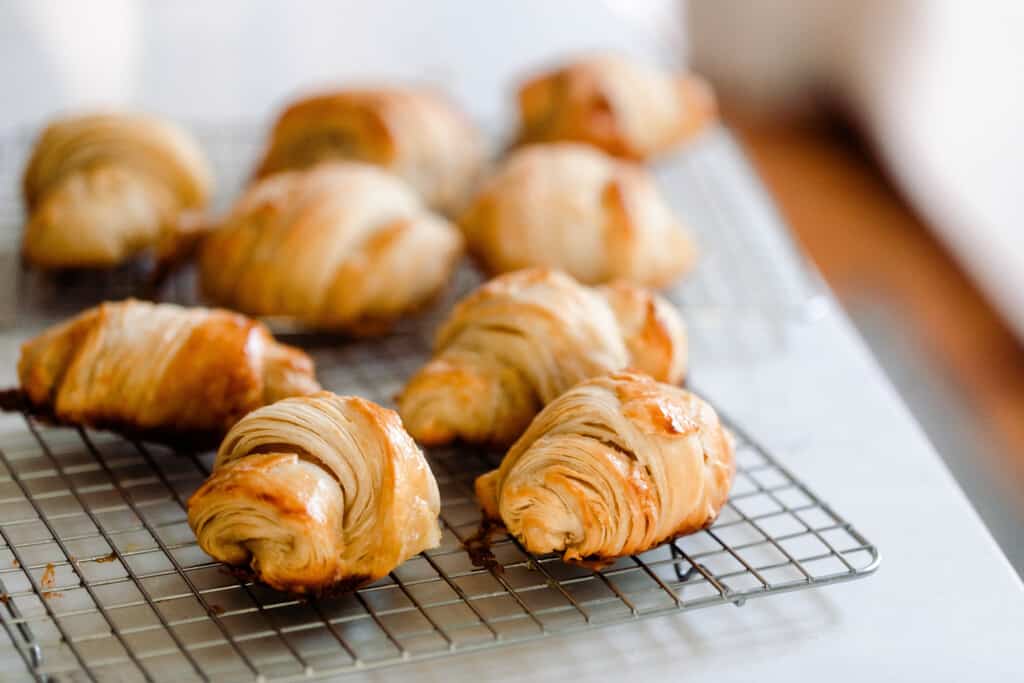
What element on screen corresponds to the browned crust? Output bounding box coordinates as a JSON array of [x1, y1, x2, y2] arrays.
[[514, 58, 718, 161], [252, 91, 397, 180], [563, 519, 720, 571], [321, 217, 464, 336], [199, 394, 422, 598], [474, 483, 718, 571], [22, 113, 212, 211], [201, 165, 464, 336], [21, 114, 212, 272], [285, 261, 458, 339], [600, 280, 682, 382], [16, 301, 320, 445], [5, 303, 318, 448], [253, 87, 477, 182], [475, 372, 731, 568], [601, 174, 638, 281], [516, 67, 637, 160]]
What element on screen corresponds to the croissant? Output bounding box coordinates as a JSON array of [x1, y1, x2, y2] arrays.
[[515, 54, 717, 160], [253, 88, 484, 214], [459, 144, 696, 287], [188, 392, 441, 595], [397, 268, 686, 447], [10, 300, 319, 446], [199, 162, 464, 334], [476, 372, 735, 565], [22, 113, 213, 269]]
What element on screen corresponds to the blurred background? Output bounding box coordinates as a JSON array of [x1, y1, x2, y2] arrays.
[[0, 0, 1021, 572]]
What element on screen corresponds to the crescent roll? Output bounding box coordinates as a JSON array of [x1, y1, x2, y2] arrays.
[[200, 162, 464, 334], [397, 268, 686, 447], [22, 113, 213, 269], [253, 88, 484, 214], [476, 372, 735, 565], [515, 54, 716, 160], [459, 143, 696, 287], [10, 300, 319, 445], [188, 392, 441, 595]]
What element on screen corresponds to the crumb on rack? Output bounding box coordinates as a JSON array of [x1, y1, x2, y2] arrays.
[[40, 563, 56, 589]]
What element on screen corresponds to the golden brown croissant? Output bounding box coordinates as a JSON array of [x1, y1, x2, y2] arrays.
[[11, 300, 319, 445], [200, 162, 464, 334], [188, 392, 441, 595], [396, 269, 686, 447], [459, 143, 696, 287], [515, 54, 717, 160], [476, 372, 734, 565], [21, 113, 213, 269], [253, 88, 484, 214]]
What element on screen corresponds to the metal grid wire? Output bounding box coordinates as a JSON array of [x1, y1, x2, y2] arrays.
[[0, 126, 878, 680]]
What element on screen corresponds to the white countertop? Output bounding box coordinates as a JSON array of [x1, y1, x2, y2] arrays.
[[0, 2, 1020, 679]]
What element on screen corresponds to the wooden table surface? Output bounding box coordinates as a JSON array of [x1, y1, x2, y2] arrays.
[[729, 110, 1024, 518]]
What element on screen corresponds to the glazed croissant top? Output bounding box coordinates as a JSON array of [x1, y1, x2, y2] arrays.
[[516, 54, 717, 160], [459, 143, 696, 287], [476, 372, 735, 565], [14, 300, 319, 445], [200, 162, 464, 334], [188, 392, 441, 595], [397, 268, 686, 447], [22, 113, 213, 268], [253, 88, 485, 214]]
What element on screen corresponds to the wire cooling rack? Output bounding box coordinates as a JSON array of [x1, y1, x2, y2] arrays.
[[0, 371, 880, 682], [0, 127, 878, 680], [0, 282, 881, 682]]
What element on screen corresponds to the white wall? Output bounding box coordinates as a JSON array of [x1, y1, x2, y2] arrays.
[[0, 0, 685, 131]]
